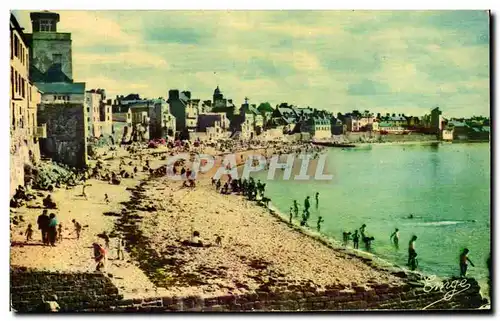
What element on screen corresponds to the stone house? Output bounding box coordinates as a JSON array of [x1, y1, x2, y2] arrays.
[[10, 14, 45, 197]]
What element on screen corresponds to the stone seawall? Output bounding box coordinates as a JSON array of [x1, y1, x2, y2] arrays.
[[11, 267, 486, 312], [10, 267, 122, 312]]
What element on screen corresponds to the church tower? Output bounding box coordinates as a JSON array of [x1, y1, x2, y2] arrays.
[[28, 11, 73, 82]]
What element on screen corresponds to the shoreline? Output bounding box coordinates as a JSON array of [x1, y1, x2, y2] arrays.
[[10, 142, 489, 310]]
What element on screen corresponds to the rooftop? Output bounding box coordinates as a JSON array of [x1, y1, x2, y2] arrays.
[[35, 82, 85, 94]]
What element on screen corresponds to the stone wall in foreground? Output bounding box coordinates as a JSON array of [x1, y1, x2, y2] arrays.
[[10, 267, 122, 312], [11, 267, 487, 312], [112, 280, 485, 312]]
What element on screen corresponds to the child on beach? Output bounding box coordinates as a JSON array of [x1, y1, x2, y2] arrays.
[[104, 193, 109, 204], [289, 207, 293, 224], [92, 243, 106, 272], [317, 216, 324, 231], [25, 224, 33, 242], [57, 224, 63, 241]]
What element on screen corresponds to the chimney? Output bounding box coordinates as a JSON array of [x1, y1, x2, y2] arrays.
[[168, 90, 179, 100]]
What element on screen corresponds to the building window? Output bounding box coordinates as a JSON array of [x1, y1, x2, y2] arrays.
[[52, 53, 62, 65], [87, 107, 90, 113], [14, 36, 19, 57], [53, 95, 57, 100], [10, 67, 14, 96], [88, 117, 90, 123], [12, 103, 15, 129], [21, 78, 25, 98], [14, 70, 17, 94], [39, 19, 53, 32], [66, 95, 70, 101]]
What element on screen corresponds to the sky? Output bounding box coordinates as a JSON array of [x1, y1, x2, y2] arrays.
[[12, 10, 490, 118]]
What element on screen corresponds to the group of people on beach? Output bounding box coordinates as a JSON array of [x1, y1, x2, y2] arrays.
[[213, 176, 266, 200], [288, 192, 322, 229], [32, 209, 83, 246], [340, 224, 475, 277]]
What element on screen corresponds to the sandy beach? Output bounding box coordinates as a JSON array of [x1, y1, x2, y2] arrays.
[[10, 144, 404, 301]]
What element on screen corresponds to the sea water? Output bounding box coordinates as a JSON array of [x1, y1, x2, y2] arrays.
[[254, 143, 490, 291]]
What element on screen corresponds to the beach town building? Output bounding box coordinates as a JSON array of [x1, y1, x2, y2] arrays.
[[385, 115, 407, 127], [200, 100, 213, 114], [442, 128, 454, 141], [357, 115, 377, 131], [197, 112, 229, 140], [186, 98, 200, 132], [345, 115, 360, 132], [257, 102, 274, 129], [430, 107, 444, 134], [112, 109, 132, 143], [120, 98, 176, 142], [378, 122, 405, 133], [151, 99, 176, 139], [26, 11, 73, 83], [301, 117, 332, 140], [112, 94, 143, 113], [330, 117, 345, 135], [85, 89, 113, 139], [36, 82, 88, 168], [10, 14, 45, 197], [167, 89, 201, 138], [270, 103, 298, 132], [228, 100, 257, 140], [366, 121, 379, 132], [25, 10, 88, 168], [405, 116, 421, 128], [238, 99, 263, 136]]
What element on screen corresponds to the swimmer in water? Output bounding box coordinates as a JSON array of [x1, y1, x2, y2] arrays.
[[408, 214, 414, 219]]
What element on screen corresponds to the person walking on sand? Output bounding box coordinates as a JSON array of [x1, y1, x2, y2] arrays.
[[82, 184, 90, 199], [102, 232, 110, 249], [104, 193, 109, 204], [92, 243, 106, 272], [116, 236, 125, 260], [390, 228, 400, 247], [315, 192, 319, 209], [317, 216, 324, 232], [72, 219, 82, 240], [289, 207, 293, 224], [460, 248, 475, 277], [37, 209, 50, 245], [352, 230, 360, 249], [47, 213, 58, 246], [25, 224, 33, 242], [293, 200, 299, 218]]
